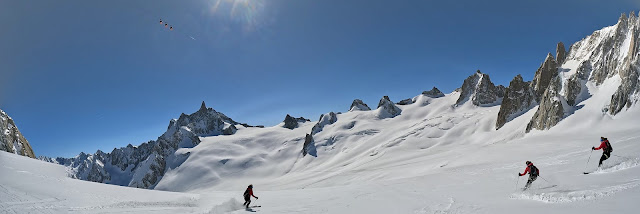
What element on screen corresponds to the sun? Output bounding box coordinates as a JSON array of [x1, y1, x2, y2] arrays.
[[208, 0, 266, 31]]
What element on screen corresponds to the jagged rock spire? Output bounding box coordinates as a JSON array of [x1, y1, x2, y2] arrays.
[[200, 101, 207, 111], [456, 70, 504, 106], [556, 42, 566, 64], [422, 87, 444, 98], [496, 74, 535, 130], [377, 96, 401, 118], [531, 53, 558, 102]]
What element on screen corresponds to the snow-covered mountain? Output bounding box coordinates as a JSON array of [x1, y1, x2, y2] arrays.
[[4, 12, 640, 214], [42, 101, 253, 189], [43, 12, 640, 197], [0, 109, 35, 158]]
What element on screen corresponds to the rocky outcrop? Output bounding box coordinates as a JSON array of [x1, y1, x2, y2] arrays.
[[422, 87, 445, 98], [311, 112, 338, 135], [456, 70, 504, 106], [565, 61, 592, 106], [377, 96, 402, 118], [283, 114, 310, 129], [556, 42, 566, 64], [47, 102, 245, 189], [302, 134, 315, 156], [589, 13, 635, 85], [526, 76, 566, 132], [609, 60, 639, 114], [349, 99, 371, 111], [531, 53, 559, 103], [0, 109, 36, 158], [495, 75, 536, 130], [396, 99, 414, 105]]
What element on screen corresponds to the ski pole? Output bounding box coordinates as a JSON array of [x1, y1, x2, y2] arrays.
[[584, 150, 593, 173], [539, 176, 551, 184], [515, 176, 519, 190]]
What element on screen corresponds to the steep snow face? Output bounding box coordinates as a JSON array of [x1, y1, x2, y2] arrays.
[[0, 109, 35, 158], [500, 13, 640, 132], [559, 12, 640, 114], [46, 102, 245, 189]]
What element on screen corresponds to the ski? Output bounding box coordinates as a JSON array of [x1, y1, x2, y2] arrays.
[[583, 172, 590, 174]]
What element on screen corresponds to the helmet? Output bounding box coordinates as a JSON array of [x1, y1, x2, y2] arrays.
[[601, 137, 605, 141], [248, 184, 253, 188], [525, 161, 531, 165]]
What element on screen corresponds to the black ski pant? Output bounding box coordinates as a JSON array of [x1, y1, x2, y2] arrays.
[[599, 151, 611, 166], [525, 174, 538, 188], [243, 195, 251, 208]]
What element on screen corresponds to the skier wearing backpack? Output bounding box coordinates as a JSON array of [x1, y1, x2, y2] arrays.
[[592, 137, 613, 167], [243, 184, 258, 208], [518, 161, 539, 190]]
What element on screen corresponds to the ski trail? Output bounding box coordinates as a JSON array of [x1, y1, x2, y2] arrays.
[[511, 179, 640, 203], [588, 158, 640, 174]]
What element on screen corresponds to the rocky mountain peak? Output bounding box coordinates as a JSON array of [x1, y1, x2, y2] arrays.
[[200, 101, 207, 112], [349, 99, 371, 111], [0, 109, 36, 158], [283, 114, 310, 129], [311, 112, 338, 135], [531, 53, 558, 102], [496, 74, 535, 130], [47, 102, 246, 189], [456, 70, 504, 106], [422, 87, 445, 98], [377, 96, 402, 118]]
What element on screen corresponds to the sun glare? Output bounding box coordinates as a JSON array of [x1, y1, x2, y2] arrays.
[[208, 0, 266, 31]]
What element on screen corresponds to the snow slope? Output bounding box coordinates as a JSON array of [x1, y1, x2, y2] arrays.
[[0, 151, 203, 213], [151, 87, 640, 214], [3, 13, 640, 214], [3, 81, 640, 214]]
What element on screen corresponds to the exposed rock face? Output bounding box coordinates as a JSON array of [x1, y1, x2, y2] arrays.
[[556, 42, 566, 64], [531, 53, 559, 103], [495, 75, 536, 130], [283, 114, 310, 129], [456, 70, 504, 106], [302, 134, 315, 156], [377, 96, 402, 118], [565, 61, 592, 106], [311, 112, 338, 135], [526, 76, 566, 132], [349, 99, 371, 111], [0, 109, 36, 158], [396, 99, 414, 105], [422, 87, 445, 98], [558, 12, 640, 115], [588, 13, 635, 85], [46, 102, 246, 189], [609, 59, 639, 114]]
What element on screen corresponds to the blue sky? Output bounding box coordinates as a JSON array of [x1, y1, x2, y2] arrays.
[[1, 0, 638, 158]]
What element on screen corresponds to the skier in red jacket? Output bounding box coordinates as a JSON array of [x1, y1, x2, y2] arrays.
[[518, 161, 539, 190], [243, 184, 258, 208], [593, 137, 613, 167]]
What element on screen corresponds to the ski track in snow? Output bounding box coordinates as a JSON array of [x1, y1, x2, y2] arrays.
[[511, 180, 640, 203], [414, 198, 482, 214], [588, 158, 640, 174]]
